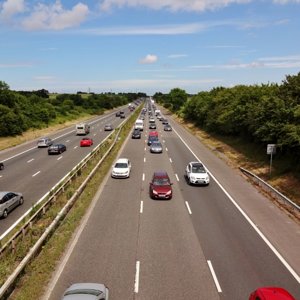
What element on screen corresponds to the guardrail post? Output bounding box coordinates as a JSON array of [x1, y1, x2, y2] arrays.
[[22, 227, 26, 238], [11, 239, 15, 253]]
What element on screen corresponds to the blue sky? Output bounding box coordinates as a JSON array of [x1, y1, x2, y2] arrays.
[[1, 0, 300, 95]]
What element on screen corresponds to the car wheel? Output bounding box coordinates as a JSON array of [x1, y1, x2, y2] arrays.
[[2, 209, 8, 219], [188, 177, 192, 185], [19, 197, 24, 205]]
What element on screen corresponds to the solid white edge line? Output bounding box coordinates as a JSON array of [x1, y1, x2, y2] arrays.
[[207, 260, 222, 293], [173, 127, 300, 284], [140, 201, 143, 213], [185, 201, 192, 214], [135, 261, 140, 293]]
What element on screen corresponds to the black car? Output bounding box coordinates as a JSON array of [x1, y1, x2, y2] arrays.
[[0, 162, 4, 170], [132, 129, 141, 139], [48, 144, 67, 155], [115, 111, 121, 117]]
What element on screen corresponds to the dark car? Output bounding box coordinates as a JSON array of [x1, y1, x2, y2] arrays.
[[115, 111, 121, 117], [48, 144, 66, 155], [162, 118, 169, 125], [164, 124, 172, 131], [132, 129, 141, 139], [149, 171, 173, 200], [149, 123, 156, 129], [147, 135, 159, 146], [0, 162, 4, 170]]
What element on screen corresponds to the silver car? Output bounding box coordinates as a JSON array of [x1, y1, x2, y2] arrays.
[[62, 283, 109, 300], [150, 141, 163, 153], [0, 191, 24, 218]]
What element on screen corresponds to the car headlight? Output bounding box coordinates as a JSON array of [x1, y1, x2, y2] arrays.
[[166, 190, 172, 195], [191, 176, 196, 180], [152, 190, 158, 195]]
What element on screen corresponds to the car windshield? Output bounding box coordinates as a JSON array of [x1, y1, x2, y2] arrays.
[[115, 163, 128, 168], [152, 142, 161, 147], [153, 178, 170, 185], [64, 289, 102, 296], [192, 165, 206, 173]]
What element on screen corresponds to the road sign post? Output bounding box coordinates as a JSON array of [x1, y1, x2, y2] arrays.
[[267, 144, 276, 176]]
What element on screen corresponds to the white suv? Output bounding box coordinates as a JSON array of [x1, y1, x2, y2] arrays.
[[185, 161, 210, 185], [111, 158, 131, 178]]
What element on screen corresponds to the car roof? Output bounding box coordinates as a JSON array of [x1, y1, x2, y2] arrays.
[[64, 282, 107, 296], [153, 171, 169, 178], [190, 161, 204, 167], [149, 131, 158, 136], [254, 287, 296, 299], [0, 191, 11, 197], [116, 158, 129, 163]]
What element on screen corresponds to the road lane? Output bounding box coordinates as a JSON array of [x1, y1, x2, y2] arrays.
[[0, 107, 134, 234], [45, 105, 299, 299]]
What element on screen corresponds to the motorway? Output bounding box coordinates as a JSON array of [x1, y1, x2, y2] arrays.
[[0, 106, 134, 236], [43, 104, 300, 299]]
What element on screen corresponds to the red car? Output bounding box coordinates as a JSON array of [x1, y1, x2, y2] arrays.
[[249, 287, 296, 300], [149, 171, 173, 200], [80, 137, 93, 147]]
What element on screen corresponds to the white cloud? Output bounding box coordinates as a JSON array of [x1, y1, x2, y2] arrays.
[[273, 0, 300, 3], [0, 62, 32, 68], [22, 1, 89, 30], [139, 54, 158, 64], [0, 0, 25, 20], [79, 23, 205, 35], [98, 0, 251, 12], [168, 54, 188, 58], [190, 55, 300, 69]]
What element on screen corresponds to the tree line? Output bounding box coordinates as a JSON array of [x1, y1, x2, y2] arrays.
[[153, 72, 300, 169], [0, 81, 145, 136]]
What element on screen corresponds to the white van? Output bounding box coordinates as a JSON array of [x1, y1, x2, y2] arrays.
[[76, 123, 90, 135], [134, 119, 144, 131]]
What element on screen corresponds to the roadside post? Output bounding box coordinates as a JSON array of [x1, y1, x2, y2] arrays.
[[267, 144, 276, 176]]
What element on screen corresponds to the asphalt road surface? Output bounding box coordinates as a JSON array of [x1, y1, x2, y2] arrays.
[[0, 106, 134, 236], [45, 105, 300, 299]]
